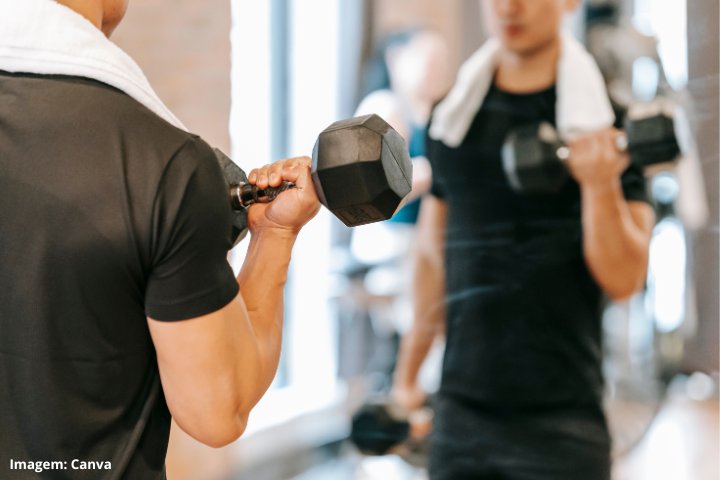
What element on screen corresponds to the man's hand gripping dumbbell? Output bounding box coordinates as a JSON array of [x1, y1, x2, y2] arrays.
[[502, 100, 685, 194], [215, 114, 413, 245]]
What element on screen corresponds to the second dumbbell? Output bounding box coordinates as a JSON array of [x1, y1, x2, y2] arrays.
[[502, 101, 683, 194]]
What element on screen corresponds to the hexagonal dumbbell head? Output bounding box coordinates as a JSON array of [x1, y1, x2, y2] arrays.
[[311, 114, 412, 227], [502, 121, 568, 194]]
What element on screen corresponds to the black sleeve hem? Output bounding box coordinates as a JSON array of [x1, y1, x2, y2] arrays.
[[146, 280, 239, 322]]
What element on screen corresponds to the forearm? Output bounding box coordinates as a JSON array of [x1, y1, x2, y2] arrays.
[[394, 255, 446, 388], [152, 228, 296, 445], [235, 227, 296, 397], [581, 180, 651, 299]]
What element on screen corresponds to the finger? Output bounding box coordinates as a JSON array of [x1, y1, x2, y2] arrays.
[[279, 165, 304, 185], [281, 164, 314, 192], [588, 135, 607, 164], [248, 169, 259, 185], [295, 156, 312, 168], [257, 164, 272, 189], [279, 156, 311, 171], [269, 160, 290, 187], [597, 131, 613, 164]]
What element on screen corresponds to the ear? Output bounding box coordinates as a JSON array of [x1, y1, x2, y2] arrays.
[[101, 0, 130, 37]]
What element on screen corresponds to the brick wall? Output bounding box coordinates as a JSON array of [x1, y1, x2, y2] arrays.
[[373, 0, 486, 74], [111, 0, 232, 153]]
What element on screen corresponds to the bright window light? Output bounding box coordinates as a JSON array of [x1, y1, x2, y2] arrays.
[[633, 56, 660, 101], [644, 416, 689, 480], [229, 0, 342, 435], [646, 217, 686, 332], [285, 0, 339, 399], [229, 2, 272, 170], [634, 0, 688, 90]]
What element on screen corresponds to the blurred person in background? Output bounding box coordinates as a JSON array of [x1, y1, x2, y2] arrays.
[[347, 29, 453, 393], [355, 28, 452, 222], [392, 0, 655, 479]]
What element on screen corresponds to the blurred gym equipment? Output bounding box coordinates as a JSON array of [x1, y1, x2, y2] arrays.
[[350, 396, 433, 468]]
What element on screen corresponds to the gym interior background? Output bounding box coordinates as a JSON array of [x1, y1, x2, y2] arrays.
[[112, 0, 719, 479]]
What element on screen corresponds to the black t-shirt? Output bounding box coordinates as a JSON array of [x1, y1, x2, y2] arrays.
[[0, 72, 239, 479], [428, 84, 648, 411]]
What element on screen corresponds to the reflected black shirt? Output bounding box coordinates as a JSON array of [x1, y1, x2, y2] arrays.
[[428, 84, 648, 411], [0, 72, 239, 479]]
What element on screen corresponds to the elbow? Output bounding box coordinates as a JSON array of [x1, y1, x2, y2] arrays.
[[205, 411, 250, 448], [172, 406, 251, 449], [605, 282, 642, 302], [602, 263, 648, 301], [202, 420, 248, 449], [588, 246, 649, 301]]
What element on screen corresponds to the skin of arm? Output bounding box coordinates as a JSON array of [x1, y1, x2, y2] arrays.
[[147, 158, 320, 448], [392, 196, 447, 412], [569, 129, 656, 300]]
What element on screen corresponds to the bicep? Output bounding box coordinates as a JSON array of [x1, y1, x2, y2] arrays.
[[147, 292, 256, 446]]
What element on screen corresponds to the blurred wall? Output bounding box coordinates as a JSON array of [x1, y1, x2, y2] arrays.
[[372, 0, 486, 74], [686, 0, 719, 374], [111, 0, 232, 153]]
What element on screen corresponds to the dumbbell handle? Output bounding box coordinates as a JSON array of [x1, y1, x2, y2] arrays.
[[230, 181, 296, 209], [555, 134, 628, 162]]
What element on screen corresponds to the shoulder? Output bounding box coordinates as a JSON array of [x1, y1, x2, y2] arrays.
[[77, 77, 198, 151], [356, 89, 401, 113], [42, 74, 221, 191], [21, 73, 201, 160]]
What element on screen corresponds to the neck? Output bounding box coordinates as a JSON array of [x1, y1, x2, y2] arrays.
[[494, 36, 561, 94], [55, 0, 104, 34]]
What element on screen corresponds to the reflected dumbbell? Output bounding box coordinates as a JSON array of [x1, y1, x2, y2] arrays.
[[502, 99, 686, 194], [214, 114, 413, 246], [350, 396, 434, 468]]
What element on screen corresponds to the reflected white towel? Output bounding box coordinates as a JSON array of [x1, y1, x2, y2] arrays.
[[0, 0, 186, 131], [429, 32, 615, 147]]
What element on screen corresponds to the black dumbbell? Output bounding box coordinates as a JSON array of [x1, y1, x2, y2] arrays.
[[350, 397, 434, 467], [214, 114, 413, 246], [501, 102, 683, 194]]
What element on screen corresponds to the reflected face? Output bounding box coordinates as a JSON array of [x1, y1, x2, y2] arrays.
[[387, 31, 452, 103], [482, 0, 578, 54]]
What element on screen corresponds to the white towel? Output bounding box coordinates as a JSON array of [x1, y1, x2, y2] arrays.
[[0, 0, 186, 131], [429, 32, 615, 147]]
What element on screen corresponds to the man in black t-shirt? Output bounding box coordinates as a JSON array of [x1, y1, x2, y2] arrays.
[[0, 1, 320, 479], [392, 1, 655, 479]]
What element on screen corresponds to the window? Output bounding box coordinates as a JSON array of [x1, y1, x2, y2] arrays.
[[228, 0, 362, 434]]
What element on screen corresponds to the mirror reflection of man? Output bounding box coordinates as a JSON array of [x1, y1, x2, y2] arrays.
[[393, 1, 655, 478]]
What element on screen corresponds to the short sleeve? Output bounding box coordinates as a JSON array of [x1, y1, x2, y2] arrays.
[[620, 162, 650, 204], [145, 137, 239, 321], [426, 133, 447, 200]]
